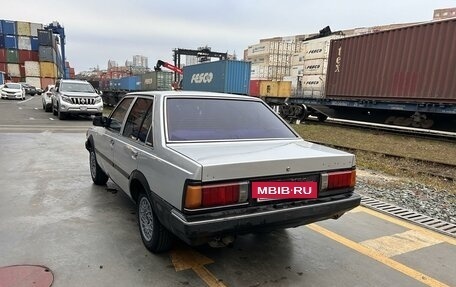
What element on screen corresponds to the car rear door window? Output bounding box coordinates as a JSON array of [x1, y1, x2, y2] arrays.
[[108, 98, 133, 133], [123, 98, 154, 142]]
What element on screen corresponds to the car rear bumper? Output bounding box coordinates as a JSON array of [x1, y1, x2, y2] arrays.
[[165, 193, 361, 246]]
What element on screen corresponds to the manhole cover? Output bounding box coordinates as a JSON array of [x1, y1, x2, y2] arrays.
[[0, 265, 53, 287]]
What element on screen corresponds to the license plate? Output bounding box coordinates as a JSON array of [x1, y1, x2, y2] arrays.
[[252, 181, 318, 201], [80, 106, 87, 111]]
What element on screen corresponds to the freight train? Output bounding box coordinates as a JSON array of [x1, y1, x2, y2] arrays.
[[95, 18, 455, 131], [267, 18, 456, 131]]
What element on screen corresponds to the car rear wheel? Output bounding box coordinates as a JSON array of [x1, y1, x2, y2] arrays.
[[89, 149, 108, 185], [137, 192, 172, 253], [45, 104, 52, 113]]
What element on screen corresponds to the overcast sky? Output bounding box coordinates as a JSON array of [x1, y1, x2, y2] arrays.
[[2, 0, 455, 72]]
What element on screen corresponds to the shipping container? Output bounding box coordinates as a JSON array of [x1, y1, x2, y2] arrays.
[[40, 77, 55, 88], [39, 46, 56, 62], [24, 61, 40, 77], [17, 36, 31, 50], [0, 64, 7, 76], [2, 20, 16, 35], [10, 77, 21, 83], [0, 36, 4, 49], [140, 71, 173, 91], [26, 76, 42, 89], [19, 64, 25, 78], [325, 18, 456, 103], [0, 71, 4, 84], [301, 74, 325, 97], [30, 23, 43, 37], [30, 37, 39, 51], [37, 29, 53, 46], [0, 20, 2, 34], [249, 80, 261, 96], [119, 76, 141, 91], [182, 60, 251, 94], [4, 35, 18, 49], [7, 63, 20, 77], [259, 80, 291, 98], [39, 62, 57, 78], [290, 65, 304, 77], [250, 64, 269, 80], [0, 48, 6, 62], [291, 52, 306, 66], [303, 59, 328, 75], [18, 50, 38, 63], [6, 49, 18, 63], [16, 21, 31, 36]]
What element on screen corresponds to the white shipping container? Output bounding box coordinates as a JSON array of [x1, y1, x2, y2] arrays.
[[250, 64, 269, 80], [247, 43, 270, 56], [7, 64, 21, 77], [283, 76, 298, 89], [26, 77, 42, 89], [291, 52, 306, 66], [303, 59, 328, 75], [291, 65, 304, 77], [30, 23, 43, 37], [303, 34, 344, 60], [301, 75, 326, 98], [18, 36, 32, 50], [24, 61, 41, 77]]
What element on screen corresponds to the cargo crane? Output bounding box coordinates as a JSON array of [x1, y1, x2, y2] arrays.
[[153, 60, 183, 74], [45, 22, 67, 79]]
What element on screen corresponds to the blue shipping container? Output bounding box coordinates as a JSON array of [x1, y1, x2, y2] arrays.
[[110, 79, 121, 90], [119, 76, 141, 91], [30, 37, 39, 51], [0, 21, 3, 34], [182, 60, 251, 95], [2, 20, 16, 35], [0, 35, 4, 48], [4, 35, 17, 49]]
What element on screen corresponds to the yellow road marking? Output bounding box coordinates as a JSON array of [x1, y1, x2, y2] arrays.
[[308, 224, 450, 287], [357, 206, 456, 245], [360, 230, 443, 257], [170, 245, 226, 287]]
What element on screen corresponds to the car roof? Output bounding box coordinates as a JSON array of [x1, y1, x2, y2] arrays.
[[58, 79, 89, 84], [126, 90, 259, 101]]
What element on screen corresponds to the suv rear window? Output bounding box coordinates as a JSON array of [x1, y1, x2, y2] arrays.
[[166, 98, 297, 141]]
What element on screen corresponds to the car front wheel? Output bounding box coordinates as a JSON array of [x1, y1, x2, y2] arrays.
[[89, 149, 108, 185], [137, 192, 172, 253]]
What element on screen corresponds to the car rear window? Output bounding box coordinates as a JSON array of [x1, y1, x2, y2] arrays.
[[166, 97, 297, 141]]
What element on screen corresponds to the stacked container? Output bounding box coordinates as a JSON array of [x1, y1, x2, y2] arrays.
[[0, 19, 63, 89], [290, 35, 343, 97]]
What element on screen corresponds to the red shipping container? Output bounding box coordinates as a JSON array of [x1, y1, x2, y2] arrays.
[[40, 77, 55, 88], [18, 50, 39, 63], [0, 49, 6, 63], [19, 64, 25, 77], [0, 63, 6, 74], [10, 77, 21, 83], [326, 18, 456, 103], [249, 80, 261, 97]]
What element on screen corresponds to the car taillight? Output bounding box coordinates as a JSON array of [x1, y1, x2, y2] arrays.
[[320, 170, 356, 190], [185, 182, 248, 209]]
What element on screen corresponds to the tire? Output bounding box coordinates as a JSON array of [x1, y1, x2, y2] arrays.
[[42, 101, 46, 110], [53, 103, 58, 116], [317, 114, 328, 122], [58, 109, 66, 120], [137, 192, 172, 253], [45, 104, 52, 113], [89, 149, 109, 185]]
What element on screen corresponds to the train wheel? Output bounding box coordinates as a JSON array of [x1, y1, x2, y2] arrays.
[[393, 117, 406, 125], [317, 114, 328, 122], [402, 118, 413, 127], [421, 119, 434, 129]]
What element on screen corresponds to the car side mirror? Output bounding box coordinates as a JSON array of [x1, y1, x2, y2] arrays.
[[93, 116, 109, 127]]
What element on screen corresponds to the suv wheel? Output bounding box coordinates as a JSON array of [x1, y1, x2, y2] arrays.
[[89, 149, 109, 185], [53, 102, 58, 116], [58, 109, 66, 120], [137, 192, 172, 253]]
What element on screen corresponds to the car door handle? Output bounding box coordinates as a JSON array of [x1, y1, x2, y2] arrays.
[[110, 139, 114, 146], [131, 150, 139, 160]]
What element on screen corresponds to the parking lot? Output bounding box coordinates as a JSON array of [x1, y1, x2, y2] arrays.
[[0, 96, 455, 287]]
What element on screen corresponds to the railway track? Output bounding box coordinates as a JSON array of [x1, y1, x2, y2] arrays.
[[306, 116, 456, 142], [309, 140, 456, 182]]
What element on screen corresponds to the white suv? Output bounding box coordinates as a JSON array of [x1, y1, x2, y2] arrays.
[[52, 79, 103, 120]]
